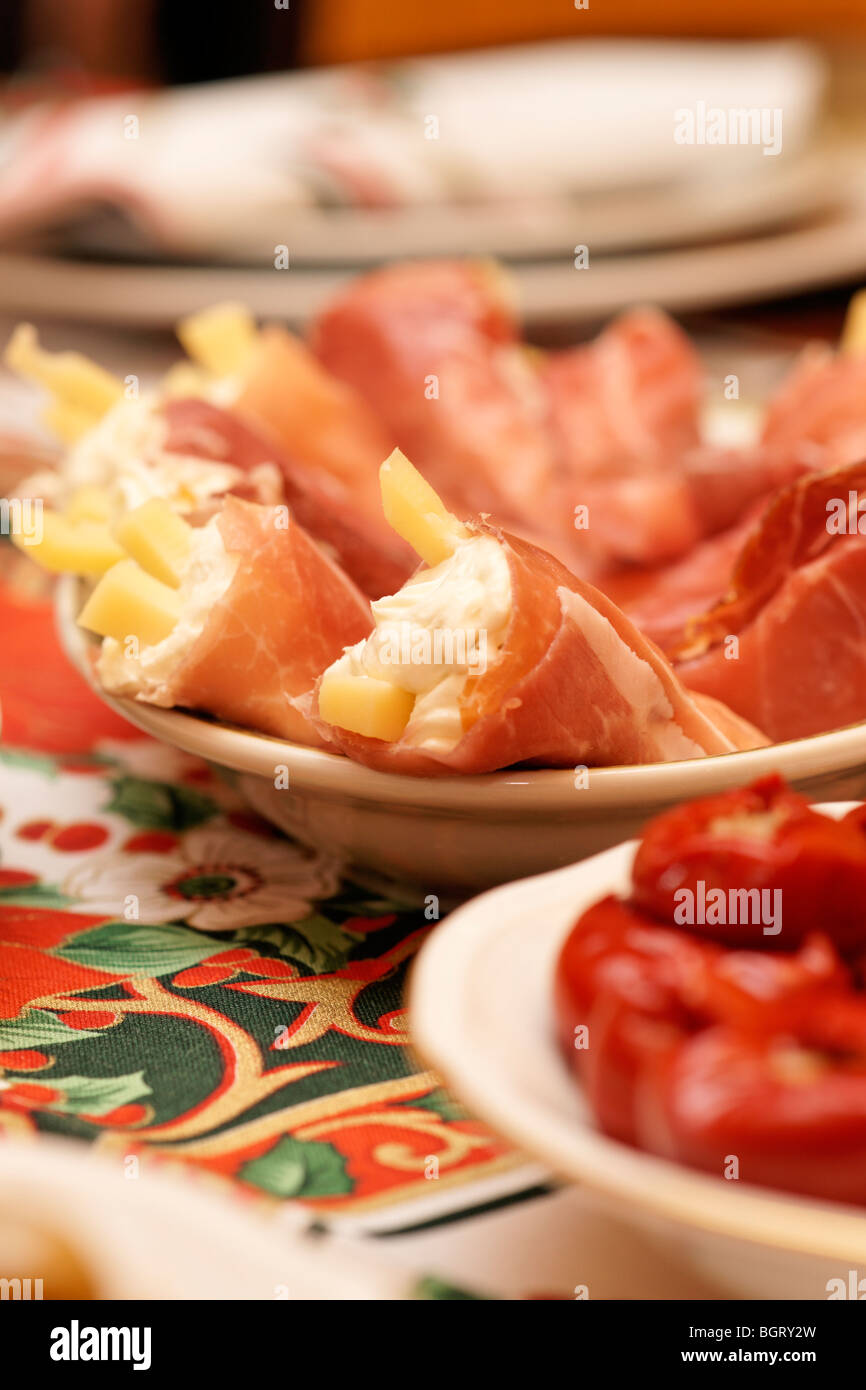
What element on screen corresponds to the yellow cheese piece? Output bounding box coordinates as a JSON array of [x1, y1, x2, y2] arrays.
[[318, 671, 415, 742], [42, 400, 101, 445], [379, 449, 468, 568], [841, 289, 866, 355], [78, 559, 181, 647], [6, 324, 124, 417], [113, 498, 192, 588], [162, 361, 213, 398], [176, 303, 258, 376], [13, 512, 125, 576], [66, 486, 113, 524]]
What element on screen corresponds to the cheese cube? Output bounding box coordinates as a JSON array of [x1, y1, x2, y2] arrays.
[[78, 559, 182, 647], [841, 289, 866, 355], [163, 361, 213, 398], [42, 400, 101, 444], [6, 324, 123, 416], [379, 449, 468, 568], [14, 512, 125, 576], [176, 303, 258, 376], [113, 498, 192, 588], [318, 671, 415, 742], [66, 486, 113, 524]]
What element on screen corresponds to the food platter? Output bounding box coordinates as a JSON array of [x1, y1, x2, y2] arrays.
[[409, 805, 866, 1299]]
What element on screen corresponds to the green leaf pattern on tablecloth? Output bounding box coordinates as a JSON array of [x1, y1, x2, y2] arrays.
[[0, 1010, 103, 1050], [236, 916, 363, 973], [56, 920, 234, 975], [105, 775, 218, 830], [37, 1070, 152, 1115], [0, 737, 516, 1222], [239, 1136, 353, 1199], [0, 882, 72, 909]]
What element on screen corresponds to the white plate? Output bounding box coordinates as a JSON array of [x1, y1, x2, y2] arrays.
[[53, 143, 837, 267], [0, 1136, 417, 1299], [5, 175, 866, 331], [409, 805, 866, 1300]]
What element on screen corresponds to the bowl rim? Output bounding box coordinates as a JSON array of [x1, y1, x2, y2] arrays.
[[57, 573, 866, 813], [408, 821, 866, 1267]]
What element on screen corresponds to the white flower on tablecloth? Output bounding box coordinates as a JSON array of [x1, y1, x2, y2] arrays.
[[62, 826, 342, 931]]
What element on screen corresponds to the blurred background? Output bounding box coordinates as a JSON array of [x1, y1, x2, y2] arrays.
[[0, 0, 865, 405]]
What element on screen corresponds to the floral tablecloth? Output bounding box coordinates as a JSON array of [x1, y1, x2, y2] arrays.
[[0, 564, 533, 1238]]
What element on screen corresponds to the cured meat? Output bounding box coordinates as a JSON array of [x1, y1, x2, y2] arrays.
[[542, 308, 702, 482], [311, 260, 568, 554], [600, 445, 822, 651], [162, 397, 412, 599], [117, 497, 372, 746], [312, 522, 766, 776], [603, 520, 755, 652], [312, 266, 811, 573], [762, 342, 866, 469], [674, 464, 866, 741], [232, 325, 395, 531]]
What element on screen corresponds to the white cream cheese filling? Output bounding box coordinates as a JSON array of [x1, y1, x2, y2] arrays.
[[328, 534, 512, 753], [62, 393, 243, 517], [96, 517, 238, 702]]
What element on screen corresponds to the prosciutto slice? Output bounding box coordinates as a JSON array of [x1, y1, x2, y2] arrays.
[[604, 518, 756, 652], [543, 308, 702, 481], [762, 343, 866, 469], [162, 397, 412, 599], [545, 310, 810, 569], [312, 267, 810, 576], [232, 325, 394, 531], [163, 497, 371, 745], [311, 525, 765, 776], [674, 464, 866, 742], [311, 260, 569, 556]]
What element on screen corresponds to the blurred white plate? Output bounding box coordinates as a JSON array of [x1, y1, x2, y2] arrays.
[[5, 183, 866, 331], [56, 146, 837, 266], [0, 1136, 416, 1299], [409, 805, 866, 1299]]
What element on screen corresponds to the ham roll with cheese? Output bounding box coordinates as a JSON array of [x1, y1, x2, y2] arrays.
[[77, 495, 371, 746], [674, 462, 866, 743], [309, 451, 766, 775]]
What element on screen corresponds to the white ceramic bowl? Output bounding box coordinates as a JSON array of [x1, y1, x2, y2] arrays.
[[408, 805, 866, 1300], [57, 575, 866, 892]]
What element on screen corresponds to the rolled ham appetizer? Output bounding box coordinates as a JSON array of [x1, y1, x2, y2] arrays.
[[75, 495, 371, 746], [309, 451, 765, 775], [6, 314, 413, 601], [672, 462, 866, 742], [544, 311, 810, 569], [311, 260, 572, 566], [761, 290, 866, 470]]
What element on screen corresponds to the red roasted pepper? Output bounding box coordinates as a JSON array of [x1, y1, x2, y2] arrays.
[[638, 997, 866, 1205], [554, 775, 866, 1203], [631, 773, 866, 951]]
